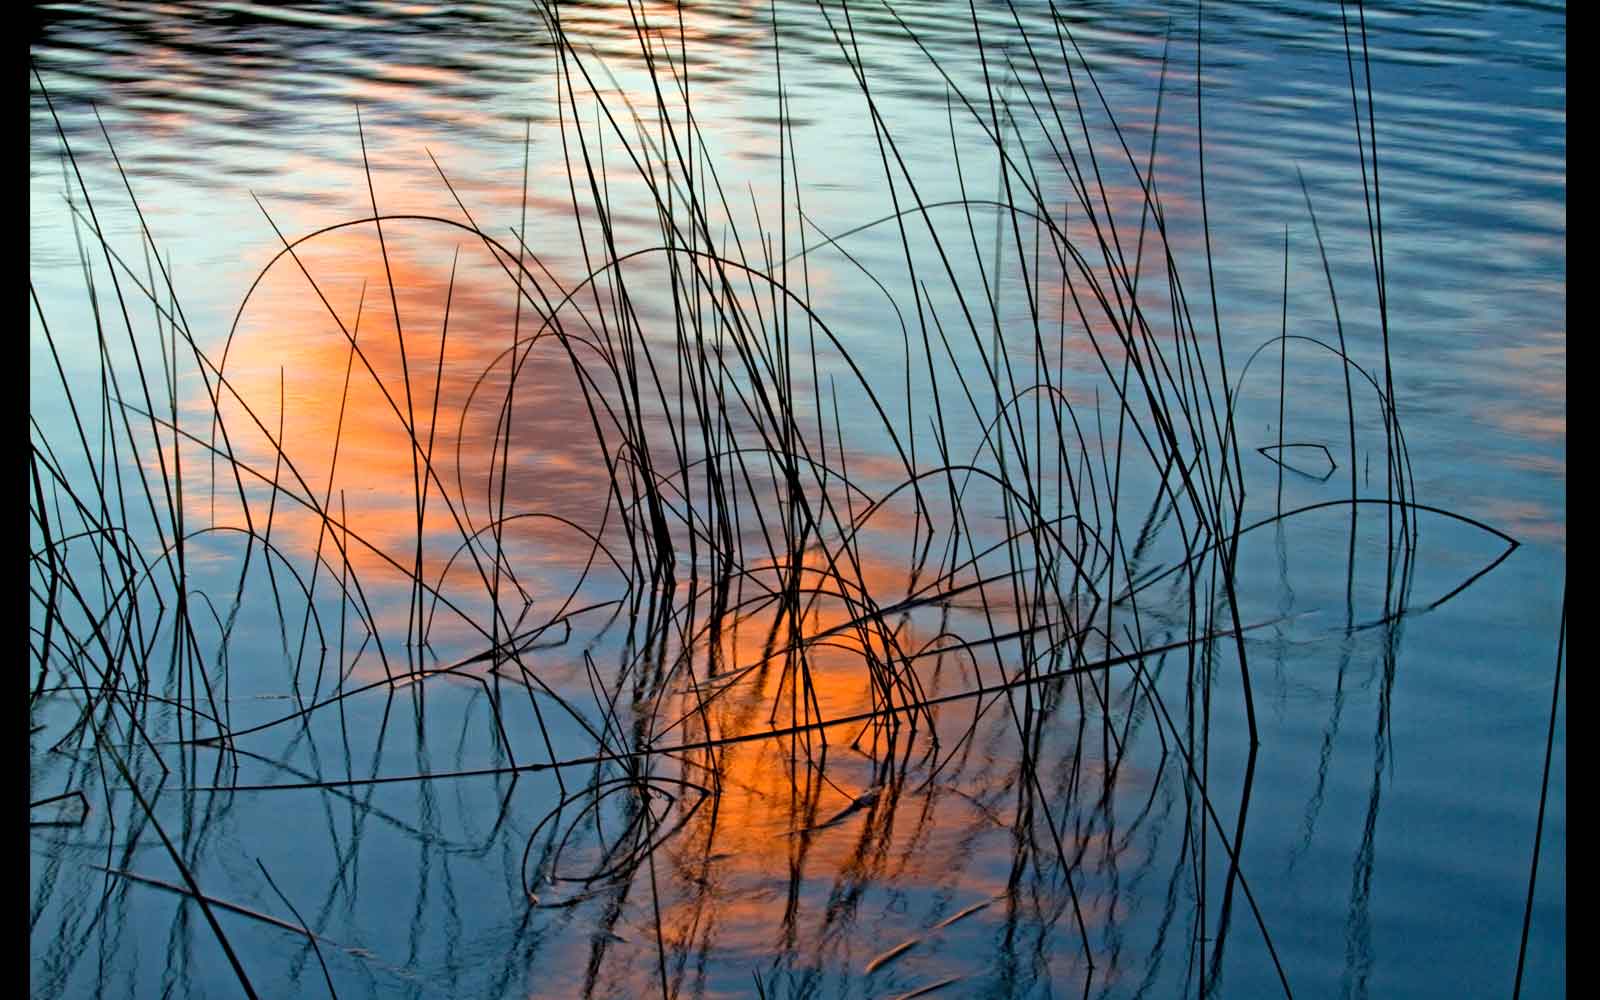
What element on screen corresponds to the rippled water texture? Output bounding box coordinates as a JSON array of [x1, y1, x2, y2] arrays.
[[30, 3, 1563, 998]]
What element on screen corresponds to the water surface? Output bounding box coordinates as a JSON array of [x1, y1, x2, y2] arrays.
[[30, 3, 1564, 998]]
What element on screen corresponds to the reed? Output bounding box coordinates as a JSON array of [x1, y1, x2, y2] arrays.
[[29, 2, 1521, 997]]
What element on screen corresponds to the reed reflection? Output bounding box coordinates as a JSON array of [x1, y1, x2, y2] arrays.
[[29, 1, 1556, 997]]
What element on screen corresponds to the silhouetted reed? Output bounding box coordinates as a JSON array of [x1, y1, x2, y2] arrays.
[[29, 3, 1521, 997]]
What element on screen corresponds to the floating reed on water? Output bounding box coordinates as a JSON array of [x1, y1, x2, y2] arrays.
[[29, 3, 1521, 997]]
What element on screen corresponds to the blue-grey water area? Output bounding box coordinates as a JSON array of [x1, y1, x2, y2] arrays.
[[30, 2, 1563, 998]]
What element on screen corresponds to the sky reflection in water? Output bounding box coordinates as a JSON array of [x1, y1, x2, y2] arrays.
[[30, 2, 1562, 998]]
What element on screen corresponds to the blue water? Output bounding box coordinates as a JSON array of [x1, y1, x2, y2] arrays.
[[31, 3, 1563, 998]]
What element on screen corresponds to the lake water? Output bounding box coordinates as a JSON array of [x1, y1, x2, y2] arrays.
[[30, 2, 1564, 998]]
